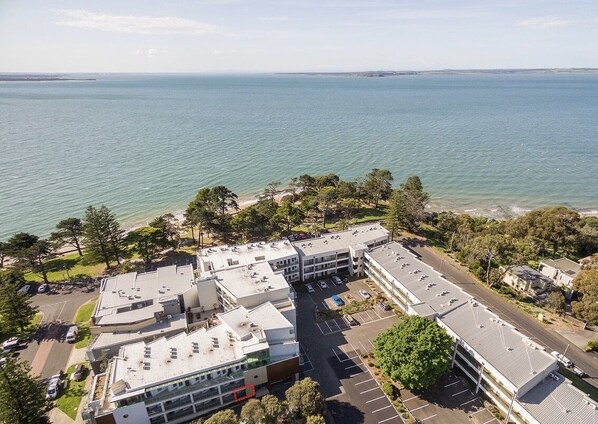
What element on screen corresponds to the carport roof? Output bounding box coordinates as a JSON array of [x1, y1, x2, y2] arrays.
[[517, 372, 598, 424]]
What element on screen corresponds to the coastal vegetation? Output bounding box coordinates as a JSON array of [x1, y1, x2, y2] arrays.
[[0, 270, 39, 334]]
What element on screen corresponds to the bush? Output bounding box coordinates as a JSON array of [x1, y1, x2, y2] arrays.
[[586, 340, 598, 352], [381, 382, 394, 398]]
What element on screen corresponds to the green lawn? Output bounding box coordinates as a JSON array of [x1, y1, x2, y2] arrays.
[[24, 252, 106, 283], [26, 312, 43, 333], [55, 364, 89, 420], [559, 365, 598, 402], [74, 300, 96, 349]]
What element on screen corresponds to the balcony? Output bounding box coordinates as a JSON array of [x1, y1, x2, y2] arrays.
[[163, 395, 191, 412], [192, 387, 219, 402], [165, 405, 194, 422]]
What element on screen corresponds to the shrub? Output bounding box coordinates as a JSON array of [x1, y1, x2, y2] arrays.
[[381, 382, 394, 398], [586, 340, 598, 352]]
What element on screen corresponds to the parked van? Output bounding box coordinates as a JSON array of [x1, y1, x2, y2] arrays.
[[65, 325, 78, 343]]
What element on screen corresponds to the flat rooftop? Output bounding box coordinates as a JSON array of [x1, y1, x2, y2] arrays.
[[214, 261, 289, 301], [108, 302, 290, 400], [367, 242, 556, 391], [541, 258, 581, 277], [508, 265, 553, 285], [292, 224, 388, 257], [518, 372, 598, 424], [94, 265, 195, 325], [199, 240, 297, 272]]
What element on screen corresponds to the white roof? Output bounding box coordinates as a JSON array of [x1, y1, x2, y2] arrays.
[[518, 372, 598, 424], [215, 262, 289, 301], [367, 242, 556, 391], [94, 265, 195, 325], [199, 240, 297, 271], [292, 224, 389, 257], [108, 303, 290, 399]]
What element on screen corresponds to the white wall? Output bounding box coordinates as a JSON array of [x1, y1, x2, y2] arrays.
[[196, 277, 219, 310], [113, 402, 150, 424]]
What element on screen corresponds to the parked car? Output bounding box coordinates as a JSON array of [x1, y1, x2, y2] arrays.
[[17, 284, 31, 295], [46, 375, 61, 400], [359, 290, 371, 299], [331, 295, 345, 307], [2, 337, 25, 353], [38, 283, 50, 294], [65, 325, 79, 343], [573, 366, 586, 378], [377, 301, 391, 311], [318, 280, 328, 289], [72, 364, 85, 381], [305, 283, 315, 294], [343, 314, 357, 326], [332, 276, 343, 286], [550, 351, 573, 367]]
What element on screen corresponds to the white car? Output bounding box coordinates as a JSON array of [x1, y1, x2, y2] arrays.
[[46, 375, 61, 400], [359, 290, 371, 299], [305, 283, 315, 293], [17, 285, 31, 295], [318, 280, 328, 289], [38, 283, 50, 293], [550, 351, 573, 367], [332, 276, 343, 286]]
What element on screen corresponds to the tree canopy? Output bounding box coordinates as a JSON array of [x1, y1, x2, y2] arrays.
[[285, 377, 324, 418], [374, 315, 452, 390], [126, 226, 168, 266], [203, 409, 238, 424], [5, 233, 53, 284], [0, 271, 39, 333], [83, 205, 125, 268], [363, 168, 393, 208], [50, 217, 84, 256], [0, 356, 50, 424], [572, 269, 598, 325]]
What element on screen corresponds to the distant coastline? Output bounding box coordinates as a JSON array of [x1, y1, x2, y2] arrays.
[[282, 68, 598, 77], [0, 74, 95, 82]]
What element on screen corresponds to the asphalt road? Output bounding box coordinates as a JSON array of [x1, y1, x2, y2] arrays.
[[18, 283, 98, 379], [402, 239, 598, 389]]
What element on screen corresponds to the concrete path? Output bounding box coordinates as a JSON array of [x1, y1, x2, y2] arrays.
[[49, 407, 74, 424], [29, 340, 55, 376]]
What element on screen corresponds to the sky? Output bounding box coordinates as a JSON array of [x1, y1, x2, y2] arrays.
[[1, 0, 598, 73]]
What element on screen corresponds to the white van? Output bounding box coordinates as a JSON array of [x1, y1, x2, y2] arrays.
[[17, 285, 31, 295], [65, 325, 78, 343]]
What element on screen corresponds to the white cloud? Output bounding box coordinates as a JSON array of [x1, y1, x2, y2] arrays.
[[147, 48, 157, 58], [258, 16, 290, 22], [518, 16, 574, 29], [213, 49, 223, 55], [56, 10, 220, 35]]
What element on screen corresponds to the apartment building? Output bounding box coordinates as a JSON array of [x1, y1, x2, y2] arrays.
[[198, 240, 300, 283], [500, 265, 553, 297], [84, 302, 299, 424], [365, 242, 598, 424], [292, 224, 389, 281]]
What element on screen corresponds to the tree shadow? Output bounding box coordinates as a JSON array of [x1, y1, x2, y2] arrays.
[[327, 399, 366, 423], [150, 250, 196, 270], [43, 256, 79, 273]]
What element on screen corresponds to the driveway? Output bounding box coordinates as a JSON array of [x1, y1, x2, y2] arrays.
[[20, 283, 98, 379], [403, 238, 598, 389]]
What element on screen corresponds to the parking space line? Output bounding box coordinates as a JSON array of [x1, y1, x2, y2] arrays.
[[378, 415, 399, 423], [355, 378, 374, 386], [483, 419, 497, 424], [345, 364, 362, 370], [460, 398, 478, 406], [350, 371, 367, 377], [368, 339, 375, 348], [444, 381, 459, 387], [420, 414, 437, 422], [359, 340, 369, 354], [452, 389, 469, 397], [403, 395, 419, 402], [470, 408, 487, 416], [366, 395, 386, 404], [410, 403, 429, 412], [360, 387, 380, 395], [324, 320, 333, 333], [371, 405, 392, 414], [331, 348, 343, 363]]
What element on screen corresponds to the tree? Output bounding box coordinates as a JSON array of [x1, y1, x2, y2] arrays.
[[263, 180, 283, 202], [298, 174, 317, 196], [546, 291, 565, 315], [126, 227, 168, 266], [572, 270, 598, 325], [187, 188, 218, 248], [83, 205, 125, 268], [0, 241, 8, 268], [203, 409, 238, 424], [363, 168, 393, 208], [394, 175, 430, 231], [272, 200, 305, 232], [211, 186, 239, 216], [385, 189, 404, 241], [0, 356, 50, 424], [285, 377, 324, 418], [50, 218, 84, 256], [315, 186, 337, 227], [6, 233, 54, 284], [465, 234, 514, 285], [0, 271, 39, 333], [374, 315, 452, 390], [149, 213, 180, 248], [261, 394, 286, 424], [240, 398, 265, 424], [306, 416, 326, 424]]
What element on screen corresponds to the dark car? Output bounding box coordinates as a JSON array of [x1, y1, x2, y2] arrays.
[[72, 364, 85, 381], [377, 301, 391, 311]]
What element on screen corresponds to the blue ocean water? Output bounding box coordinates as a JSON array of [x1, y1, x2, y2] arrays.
[[1, 73, 597, 240]]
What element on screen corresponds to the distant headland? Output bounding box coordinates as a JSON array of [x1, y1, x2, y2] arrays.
[[282, 68, 598, 77], [0, 74, 95, 82]]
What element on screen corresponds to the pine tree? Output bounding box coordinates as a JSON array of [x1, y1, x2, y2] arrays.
[[83, 205, 124, 268], [0, 272, 39, 333], [50, 217, 84, 256], [0, 356, 50, 424]]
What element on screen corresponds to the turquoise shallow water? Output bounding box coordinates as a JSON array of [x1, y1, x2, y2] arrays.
[[1, 73, 597, 240]]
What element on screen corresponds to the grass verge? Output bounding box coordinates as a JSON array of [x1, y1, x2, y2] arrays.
[[55, 364, 88, 420], [559, 365, 598, 402], [74, 300, 96, 349], [24, 252, 106, 283]]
